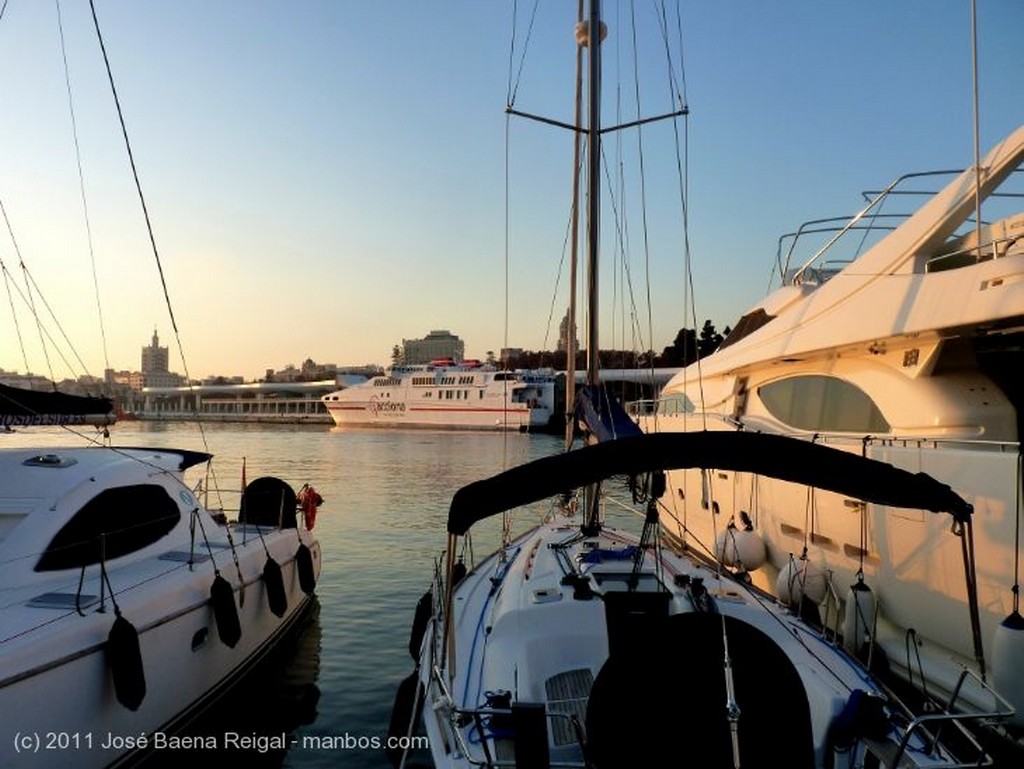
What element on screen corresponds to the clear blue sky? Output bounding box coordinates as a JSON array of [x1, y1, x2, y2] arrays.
[[1, 1, 1021, 382]]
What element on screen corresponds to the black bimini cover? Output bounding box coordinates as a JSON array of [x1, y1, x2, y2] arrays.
[[446, 431, 972, 536], [574, 385, 643, 443], [0, 383, 114, 427]]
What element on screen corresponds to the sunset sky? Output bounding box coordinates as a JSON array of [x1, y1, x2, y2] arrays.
[[1, 1, 1021, 382]]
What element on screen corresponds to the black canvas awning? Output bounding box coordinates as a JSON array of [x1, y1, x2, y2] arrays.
[[446, 431, 972, 536]]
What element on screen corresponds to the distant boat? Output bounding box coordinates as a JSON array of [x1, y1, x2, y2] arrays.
[[640, 123, 1024, 726], [321, 363, 554, 431]]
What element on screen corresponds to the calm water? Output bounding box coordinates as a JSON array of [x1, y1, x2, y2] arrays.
[[4, 421, 563, 768]]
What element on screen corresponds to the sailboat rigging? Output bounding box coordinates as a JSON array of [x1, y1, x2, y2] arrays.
[[0, 7, 323, 769], [394, 3, 1011, 767]]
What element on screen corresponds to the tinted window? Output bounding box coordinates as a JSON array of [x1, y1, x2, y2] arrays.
[[758, 376, 889, 433], [657, 392, 694, 416], [36, 485, 181, 571]]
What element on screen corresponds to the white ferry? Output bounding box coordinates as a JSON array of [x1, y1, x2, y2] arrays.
[[321, 360, 554, 431]]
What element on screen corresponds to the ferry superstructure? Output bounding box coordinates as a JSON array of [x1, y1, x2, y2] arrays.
[[321, 363, 554, 431]]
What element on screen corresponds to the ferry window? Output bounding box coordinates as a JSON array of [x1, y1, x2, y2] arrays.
[[36, 484, 181, 572], [758, 376, 889, 433]]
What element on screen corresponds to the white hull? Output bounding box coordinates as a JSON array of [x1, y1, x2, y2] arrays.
[[323, 366, 554, 431], [0, 447, 322, 769], [408, 434, 1006, 769], [641, 124, 1024, 720]]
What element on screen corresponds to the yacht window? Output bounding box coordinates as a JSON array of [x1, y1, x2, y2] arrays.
[[656, 393, 694, 416], [35, 484, 181, 572], [758, 375, 889, 433]]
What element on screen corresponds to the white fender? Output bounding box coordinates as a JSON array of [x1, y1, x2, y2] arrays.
[[841, 580, 876, 654], [776, 557, 827, 607], [992, 610, 1024, 729], [715, 526, 767, 571]]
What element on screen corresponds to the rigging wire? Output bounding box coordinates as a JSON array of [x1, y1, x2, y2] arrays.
[[0, 203, 95, 384], [56, 0, 111, 380], [1, 256, 32, 375], [628, 0, 656, 402], [1, 201, 55, 385], [505, 0, 540, 111], [87, 0, 226, 508], [0, 3, 110, 394]]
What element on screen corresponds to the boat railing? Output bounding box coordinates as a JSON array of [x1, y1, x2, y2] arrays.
[[925, 228, 1024, 272], [783, 168, 1023, 287], [428, 665, 589, 768], [632, 408, 1020, 455], [787, 171, 953, 286], [868, 668, 1013, 768]]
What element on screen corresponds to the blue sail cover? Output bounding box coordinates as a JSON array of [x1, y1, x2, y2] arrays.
[[574, 385, 643, 443]]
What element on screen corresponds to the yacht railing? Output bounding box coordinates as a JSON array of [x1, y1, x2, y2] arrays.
[[625, 405, 1020, 456], [781, 169, 1024, 288]]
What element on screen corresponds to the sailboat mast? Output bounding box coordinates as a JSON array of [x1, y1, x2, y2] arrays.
[[581, 0, 603, 534], [585, 0, 602, 389]]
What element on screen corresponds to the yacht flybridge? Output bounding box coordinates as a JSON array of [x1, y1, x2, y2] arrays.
[[640, 124, 1024, 725]]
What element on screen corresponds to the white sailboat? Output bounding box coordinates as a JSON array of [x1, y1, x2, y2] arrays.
[[395, 3, 1010, 767], [638, 123, 1024, 728]]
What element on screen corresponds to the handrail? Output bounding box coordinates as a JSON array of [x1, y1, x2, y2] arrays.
[[790, 172, 928, 285], [428, 661, 590, 769], [625, 410, 1021, 455], [787, 168, 1024, 286], [926, 230, 1024, 271], [884, 668, 1014, 767]]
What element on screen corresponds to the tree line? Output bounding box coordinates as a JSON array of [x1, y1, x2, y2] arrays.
[[502, 320, 731, 370]]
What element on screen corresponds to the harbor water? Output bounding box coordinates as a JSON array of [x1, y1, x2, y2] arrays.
[[3, 421, 563, 768]]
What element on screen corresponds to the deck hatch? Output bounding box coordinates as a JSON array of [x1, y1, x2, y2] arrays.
[[545, 668, 593, 746]]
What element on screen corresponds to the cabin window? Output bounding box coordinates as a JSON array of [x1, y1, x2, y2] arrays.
[[758, 375, 890, 433], [35, 484, 181, 572], [656, 393, 694, 416]]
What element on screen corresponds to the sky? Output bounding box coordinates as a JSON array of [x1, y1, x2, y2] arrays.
[[0, 1, 1021, 382]]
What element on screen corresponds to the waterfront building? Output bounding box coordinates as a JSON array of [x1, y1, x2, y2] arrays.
[[139, 329, 182, 388], [557, 310, 579, 355], [138, 380, 347, 423], [402, 330, 465, 365]]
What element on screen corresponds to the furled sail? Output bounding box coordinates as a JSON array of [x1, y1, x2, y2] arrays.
[[574, 384, 643, 443]]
